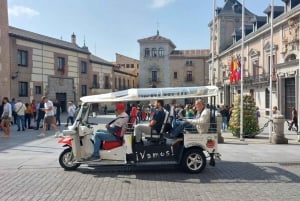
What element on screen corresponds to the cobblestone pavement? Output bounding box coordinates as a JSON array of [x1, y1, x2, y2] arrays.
[[0, 115, 300, 201]]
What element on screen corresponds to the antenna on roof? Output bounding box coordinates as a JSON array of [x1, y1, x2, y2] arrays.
[[156, 21, 160, 35]]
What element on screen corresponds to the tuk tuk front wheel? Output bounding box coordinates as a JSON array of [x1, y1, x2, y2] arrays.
[[59, 147, 80, 171], [181, 148, 206, 173]]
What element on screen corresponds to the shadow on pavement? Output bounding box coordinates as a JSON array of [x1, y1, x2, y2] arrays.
[[76, 161, 300, 184]]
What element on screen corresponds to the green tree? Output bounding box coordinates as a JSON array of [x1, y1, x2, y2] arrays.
[[229, 94, 259, 137]]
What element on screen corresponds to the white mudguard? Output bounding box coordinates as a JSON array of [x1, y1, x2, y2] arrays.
[[184, 133, 218, 153]]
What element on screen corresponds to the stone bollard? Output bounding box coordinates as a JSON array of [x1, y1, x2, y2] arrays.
[[271, 114, 288, 144], [216, 113, 224, 143]]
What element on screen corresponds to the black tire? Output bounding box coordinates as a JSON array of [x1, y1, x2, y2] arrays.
[[59, 147, 80, 171], [181, 148, 206, 173]]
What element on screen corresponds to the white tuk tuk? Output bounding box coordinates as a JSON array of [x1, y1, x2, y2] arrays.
[[58, 85, 220, 173]]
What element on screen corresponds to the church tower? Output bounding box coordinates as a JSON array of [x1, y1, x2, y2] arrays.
[[0, 0, 11, 98]]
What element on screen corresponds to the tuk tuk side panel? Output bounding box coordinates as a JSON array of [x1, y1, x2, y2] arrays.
[[184, 133, 218, 153]]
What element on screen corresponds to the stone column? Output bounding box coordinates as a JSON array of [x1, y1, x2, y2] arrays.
[[271, 114, 288, 144], [216, 113, 224, 143]]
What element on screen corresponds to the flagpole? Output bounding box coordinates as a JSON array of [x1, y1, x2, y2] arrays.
[[211, 0, 216, 86], [295, 14, 300, 142], [240, 0, 245, 141], [269, 0, 274, 143]]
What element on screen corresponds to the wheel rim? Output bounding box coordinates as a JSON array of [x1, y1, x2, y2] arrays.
[[186, 153, 203, 171], [62, 151, 76, 167]]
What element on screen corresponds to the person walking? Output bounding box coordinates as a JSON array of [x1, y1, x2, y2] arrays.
[[38, 96, 61, 137], [65, 101, 76, 127], [24, 103, 33, 129], [1, 97, 12, 138], [53, 99, 61, 126], [35, 100, 45, 130], [288, 107, 298, 131], [14, 99, 26, 131]]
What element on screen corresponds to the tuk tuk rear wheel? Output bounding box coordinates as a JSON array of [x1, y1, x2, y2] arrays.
[[59, 147, 80, 171], [181, 148, 206, 173]]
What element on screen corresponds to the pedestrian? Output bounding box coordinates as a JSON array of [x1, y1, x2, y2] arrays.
[[65, 101, 76, 127], [24, 103, 33, 129], [272, 106, 281, 115], [14, 99, 26, 131], [53, 99, 61, 126], [104, 105, 107, 115], [31, 99, 37, 120], [1, 97, 12, 138], [256, 106, 260, 121], [288, 107, 298, 131], [10, 98, 16, 125], [220, 105, 229, 131], [35, 99, 45, 130], [38, 96, 61, 137]]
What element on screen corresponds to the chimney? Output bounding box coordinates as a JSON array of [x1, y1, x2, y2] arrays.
[[71, 32, 76, 44]]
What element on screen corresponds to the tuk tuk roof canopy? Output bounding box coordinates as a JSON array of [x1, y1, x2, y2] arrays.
[[80, 86, 218, 103]]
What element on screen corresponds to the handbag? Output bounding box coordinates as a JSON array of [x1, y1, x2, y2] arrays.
[[2, 112, 9, 120]]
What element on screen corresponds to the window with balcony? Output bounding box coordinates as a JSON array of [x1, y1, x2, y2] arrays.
[[152, 48, 157, 57], [19, 82, 28, 97], [92, 74, 99, 88], [145, 48, 150, 57], [81, 61, 87, 73], [158, 48, 164, 57], [186, 71, 193, 81], [57, 57, 65, 72], [18, 50, 28, 67], [152, 71, 158, 82]]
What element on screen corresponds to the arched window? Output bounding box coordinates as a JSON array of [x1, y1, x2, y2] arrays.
[[145, 48, 150, 57], [158, 48, 164, 57], [152, 48, 157, 57]]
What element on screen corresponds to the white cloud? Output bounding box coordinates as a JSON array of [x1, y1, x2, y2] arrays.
[[151, 0, 175, 8], [8, 5, 39, 17]]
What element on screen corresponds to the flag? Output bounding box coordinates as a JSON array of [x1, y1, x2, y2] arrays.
[[230, 59, 234, 83], [236, 60, 241, 82]]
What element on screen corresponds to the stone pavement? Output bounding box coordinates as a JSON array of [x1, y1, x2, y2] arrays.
[[0, 114, 300, 201]]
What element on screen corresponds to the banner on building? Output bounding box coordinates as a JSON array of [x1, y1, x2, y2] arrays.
[[229, 58, 241, 83]]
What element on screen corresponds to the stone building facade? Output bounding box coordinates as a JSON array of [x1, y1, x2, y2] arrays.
[[209, 0, 300, 118], [138, 32, 210, 89]]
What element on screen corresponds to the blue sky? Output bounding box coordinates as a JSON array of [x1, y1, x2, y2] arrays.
[[8, 0, 283, 61]]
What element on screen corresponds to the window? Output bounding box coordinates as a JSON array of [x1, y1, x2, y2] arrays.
[[57, 57, 65, 71], [174, 72, 178, 79], [152, 71, 157, 82], [123, 78, 125, 89], [145, 48, 150, 57], [186, 60, 193, 66], [265, 88, 270, 115], [158, 48, 164, 57], [186, 71, 193, 81], [137, 64, 139, 69], [115, 78, 117, 89], [126, 64, 130, 68], [104, 76, 110, 89], [35, 86, 42, 95], [81, 61, 87, 73], [152, 48, 157, 57], [119, 78, 121, 89], [133, 80, 135, 88], [92, 74, 99, 88], [127, 80, 130, 88], [19, 82, 28, 97], [81, 85, 87, 96], [131, 64, 134, 68], [18, 50, 28, 66]]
